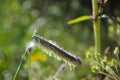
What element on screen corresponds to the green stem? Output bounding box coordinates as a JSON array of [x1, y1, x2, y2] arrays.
[[13, 51, 27, 80], [92, 0, 101, 53], [28, 53, 32, 80]]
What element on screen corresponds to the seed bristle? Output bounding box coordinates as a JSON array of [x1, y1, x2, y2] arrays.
[[32, 35, 81, 69]]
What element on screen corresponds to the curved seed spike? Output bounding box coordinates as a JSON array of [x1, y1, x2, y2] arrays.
[[32, 35, 81, 68]]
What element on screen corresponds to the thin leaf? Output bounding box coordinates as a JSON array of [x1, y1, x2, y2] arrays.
[[68, 15, 92, 25]]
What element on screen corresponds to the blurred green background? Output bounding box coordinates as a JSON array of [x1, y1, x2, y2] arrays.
[[0, 0, 120, 80]]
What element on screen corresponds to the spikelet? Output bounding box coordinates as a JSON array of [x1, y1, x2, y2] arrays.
[[32, 35, 81, 70]]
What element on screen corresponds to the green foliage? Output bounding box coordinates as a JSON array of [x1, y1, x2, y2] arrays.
[[86, 48, 120, 80], [0, 1, 90, 80], [114, 47, 119, 55], [86, 51, 92, 59], [0, 0, 120, 80]]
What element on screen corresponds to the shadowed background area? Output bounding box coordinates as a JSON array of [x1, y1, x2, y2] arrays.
[[0, 0, 120, 80]]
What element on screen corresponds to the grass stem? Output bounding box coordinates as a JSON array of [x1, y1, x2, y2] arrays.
[[92, 0, 101, 53], [13, 51, 27, 80]]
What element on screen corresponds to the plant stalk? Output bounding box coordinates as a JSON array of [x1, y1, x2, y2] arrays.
[[13, 51, 27, 80], [92, 0, 101, 53]]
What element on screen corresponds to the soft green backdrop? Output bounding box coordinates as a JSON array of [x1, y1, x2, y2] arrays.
[[0, 0, 120, 80]]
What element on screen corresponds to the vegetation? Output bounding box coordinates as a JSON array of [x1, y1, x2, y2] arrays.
[[0, 0, 120, 80]]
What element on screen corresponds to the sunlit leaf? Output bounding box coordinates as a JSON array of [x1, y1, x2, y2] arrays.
[[68, 15, 91, 25]]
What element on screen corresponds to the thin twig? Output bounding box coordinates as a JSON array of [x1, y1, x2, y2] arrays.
[[51, 64, 67, 80], [99, 72, 117, 80], [13, 51, 27, 80], [13, 41, 34, 80]]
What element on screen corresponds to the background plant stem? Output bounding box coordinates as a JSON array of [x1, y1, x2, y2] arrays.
[[13, 51, 27, 80], [92, 0, 101, 53], [28, 54, 32, 80]]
